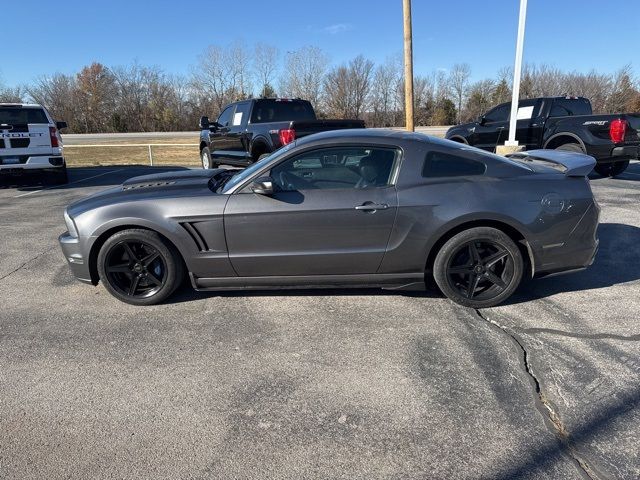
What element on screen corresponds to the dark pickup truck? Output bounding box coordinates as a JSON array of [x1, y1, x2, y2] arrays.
[[446, 96, 640, 176], [199, 98, 365, 168]]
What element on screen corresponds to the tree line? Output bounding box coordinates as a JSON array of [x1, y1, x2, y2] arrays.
[[1, 41, 639, 133]]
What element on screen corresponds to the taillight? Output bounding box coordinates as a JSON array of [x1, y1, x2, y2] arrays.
[[278, 128, 295, 145], [609, 119, 627, 143], [49, 126, 60, 147]]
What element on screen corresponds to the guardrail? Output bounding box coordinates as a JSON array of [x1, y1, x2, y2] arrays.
[[64, 143, 198, 166]]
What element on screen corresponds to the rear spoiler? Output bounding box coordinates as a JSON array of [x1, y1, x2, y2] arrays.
[[506, 149, 596, 177]]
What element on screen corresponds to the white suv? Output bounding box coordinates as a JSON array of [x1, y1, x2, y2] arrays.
[[0, 103, 68, 184]]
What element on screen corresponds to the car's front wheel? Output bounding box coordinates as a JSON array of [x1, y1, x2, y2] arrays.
[[433, 227, 523, 308], [97, 229, 184, 306]]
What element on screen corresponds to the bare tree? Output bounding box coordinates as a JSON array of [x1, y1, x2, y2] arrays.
[[448, 63, 471, 124], [370, 56, 402, 127], [606, 65, 636, 113], [254, 43, 279, 97], [28, 74, 78, 128], [280, 46, 329, 111], [228, 41, 252, 98], [465, 79, 496, 121]]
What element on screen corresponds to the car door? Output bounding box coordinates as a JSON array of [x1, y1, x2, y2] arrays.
[[473, 103, 510, 151], [223, 145, 400, 277], [225, 101, 251, 163], [210, 104, 235, 161], [514, 98, 544, 150]]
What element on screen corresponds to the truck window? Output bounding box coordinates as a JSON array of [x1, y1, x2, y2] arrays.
[[217, 105, 234, 127], [549, 98, 592, 117], [484, 104, 510, 123], [0, 107, 49, 125], [250, 100, 315, 123], [232, 102, 250, 127]]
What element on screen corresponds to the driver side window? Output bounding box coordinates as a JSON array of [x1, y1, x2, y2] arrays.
[[270, 146, 399, 191], [484, 104, 510, 123], [217, 105, 234, 127]]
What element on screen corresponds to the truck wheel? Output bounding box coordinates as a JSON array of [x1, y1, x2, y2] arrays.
[[201, 147, 218, 169], [555, 143, 584, 154], [594, 160, 629, 178], [45, 167, 69, 185]]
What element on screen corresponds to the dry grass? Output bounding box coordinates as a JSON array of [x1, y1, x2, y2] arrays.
[[64, 136, 200, 167]]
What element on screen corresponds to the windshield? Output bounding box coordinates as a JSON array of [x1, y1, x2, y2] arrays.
[[221, 142, 296, 193]]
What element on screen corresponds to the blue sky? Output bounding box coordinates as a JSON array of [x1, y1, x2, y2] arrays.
[[1, 0, 638, 87]]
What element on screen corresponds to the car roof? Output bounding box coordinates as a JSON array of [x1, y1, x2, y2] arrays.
[[295, 128, 433, 147], [0, 103, 44, 109]]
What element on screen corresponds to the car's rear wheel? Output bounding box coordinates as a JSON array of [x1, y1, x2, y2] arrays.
[[433, 227, 523, 308], [97, 229, 184, 306], [594, 160, 629, 177]]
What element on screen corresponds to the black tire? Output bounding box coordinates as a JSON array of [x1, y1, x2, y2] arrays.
[[201, 147, 218, 169], [594, 160, 629, 178], [97, 229, 184, 306], [555, 143, 584, 154], [433, 227, 524, 308], [45, 167, 68, 185]]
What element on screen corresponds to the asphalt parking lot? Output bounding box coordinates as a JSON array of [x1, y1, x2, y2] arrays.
[[1, 164, 639, 479]]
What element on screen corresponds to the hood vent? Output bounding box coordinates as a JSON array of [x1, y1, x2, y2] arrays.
[[122, 180, 176, 191]]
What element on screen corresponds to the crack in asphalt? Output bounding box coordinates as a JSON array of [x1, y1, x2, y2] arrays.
[[521, 327, 640, 342], [474, 309, 601, 480], [0, 246, 56, 282]]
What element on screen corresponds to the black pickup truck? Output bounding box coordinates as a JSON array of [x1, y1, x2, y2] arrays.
[[446, 96, 640, 176], [199, 98, 365, 168]]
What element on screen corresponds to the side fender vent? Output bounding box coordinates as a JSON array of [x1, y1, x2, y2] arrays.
[[180, 222, 209, 252]]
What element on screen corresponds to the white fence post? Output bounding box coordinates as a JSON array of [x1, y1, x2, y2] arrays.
[[148, 145, 154, 166]]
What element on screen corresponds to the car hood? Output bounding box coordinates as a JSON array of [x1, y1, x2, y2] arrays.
[[67, 168, 227, 217]]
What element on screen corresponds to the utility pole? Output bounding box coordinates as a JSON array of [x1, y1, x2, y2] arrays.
[[403, 0, 414, 132], [505, 0, 528, 148]]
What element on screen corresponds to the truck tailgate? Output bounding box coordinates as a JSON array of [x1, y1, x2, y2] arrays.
[[1, 124, 52, 162]]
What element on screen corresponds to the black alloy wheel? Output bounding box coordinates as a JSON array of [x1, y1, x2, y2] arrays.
[[105, 241, 166, 298], [97, 229, 183, 305], [433, 227, 524, 308]]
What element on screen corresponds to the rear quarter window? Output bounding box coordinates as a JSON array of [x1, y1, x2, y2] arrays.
[[0, 107, 49, 125], [250, 100, 315, 123], [422, 151, 487, 178]]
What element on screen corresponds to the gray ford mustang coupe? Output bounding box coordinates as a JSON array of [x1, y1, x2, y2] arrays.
[[59, 130, 599, 308]]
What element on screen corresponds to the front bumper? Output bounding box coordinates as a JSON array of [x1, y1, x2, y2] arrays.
[[59, 232, 93, 284]]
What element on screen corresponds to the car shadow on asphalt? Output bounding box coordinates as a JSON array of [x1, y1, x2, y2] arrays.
[[0, 165, 188, 191], [506, 222, 640, 305]]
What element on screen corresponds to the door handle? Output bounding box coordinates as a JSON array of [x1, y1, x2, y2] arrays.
[[355, 203, 389, 212]]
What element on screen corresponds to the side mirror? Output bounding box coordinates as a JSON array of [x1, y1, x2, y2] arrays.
[[199, 116, 210, 130], [251, 176, 274, 195], [478, 116, 487, 126], [56, 121, 68, 130]]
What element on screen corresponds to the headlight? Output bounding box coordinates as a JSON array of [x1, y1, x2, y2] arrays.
[[64, 209, 78, 238]]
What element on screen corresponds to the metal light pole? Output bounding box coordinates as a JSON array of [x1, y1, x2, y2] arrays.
[[403, 0, 414, 132], [505, 0, 528, 147]]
